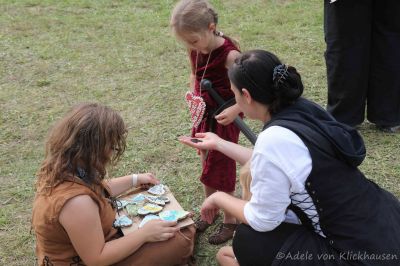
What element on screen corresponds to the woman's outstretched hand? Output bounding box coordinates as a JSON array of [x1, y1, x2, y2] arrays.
[[178, 132, 221, 151], [200, 194, 220, 224]]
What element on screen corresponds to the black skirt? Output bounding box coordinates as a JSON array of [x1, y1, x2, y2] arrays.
[[232, 223, 398, 266]]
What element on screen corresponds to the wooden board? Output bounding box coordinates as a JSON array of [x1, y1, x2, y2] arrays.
[[117, 186, 194, 235]]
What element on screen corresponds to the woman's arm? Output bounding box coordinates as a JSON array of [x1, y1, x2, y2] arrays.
[[59, 195, 178, 266], [106, 173, 159, 197], [201, 191, 248, 225], [179, 132, 252, 165]]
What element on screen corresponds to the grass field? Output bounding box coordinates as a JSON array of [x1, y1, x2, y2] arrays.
[[0, 0, 399, 265]]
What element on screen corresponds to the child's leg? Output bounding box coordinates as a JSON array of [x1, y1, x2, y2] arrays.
[[208, 190, 238, 245], [204, 184, 217, 197], [203, 185, 219, 221], [195, 185, 218, 232], [216, 246, 239, 266]]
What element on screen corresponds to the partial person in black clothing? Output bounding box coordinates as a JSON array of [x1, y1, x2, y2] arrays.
[[179, 50, 400, 266], [324, 0, 400, 133]]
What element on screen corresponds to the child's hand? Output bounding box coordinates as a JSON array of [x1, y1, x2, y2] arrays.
[[141, 220, 178, 242], [200, 195, 220, 224], [137, 173, 159, 188], [215, 104, 241, 126]]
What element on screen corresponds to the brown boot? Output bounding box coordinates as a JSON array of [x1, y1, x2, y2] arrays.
[[208, 223, 237, 245], [194, 218, 211, 232], [194, 214, 219, 232]]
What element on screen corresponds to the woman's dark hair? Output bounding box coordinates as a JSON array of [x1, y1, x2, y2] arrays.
[[228, 50, 304, 114], [36, 103, 127, 194]]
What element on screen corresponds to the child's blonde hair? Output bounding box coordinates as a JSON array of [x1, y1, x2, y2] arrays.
[[239, 160, 252, 201], [170, 0, 240, 49], [170, 0, 219, 37]]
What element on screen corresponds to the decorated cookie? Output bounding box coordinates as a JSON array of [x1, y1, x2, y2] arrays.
[[126, 204, 139, 217], [138, 203, 163, 215], [185, 91, 206, 128], [139, 214, 160, 228], [145, 195, 166, 206], [157, 195, 170, 203], [147, 184, 166, 196], [116, 200, 129, 210], [159, 210, 190, 222], [113, 215, 133, 228], [131, 193, 146, 204]]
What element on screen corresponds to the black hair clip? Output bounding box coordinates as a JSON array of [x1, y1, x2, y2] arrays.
[[273, 64, 288, 84]]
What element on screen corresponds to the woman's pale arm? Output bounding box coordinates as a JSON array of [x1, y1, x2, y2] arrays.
[[106, 173, 159, 197], [201, 191, 248, 224], [59, 195, 177, 266], [215, 136, 252, 165]]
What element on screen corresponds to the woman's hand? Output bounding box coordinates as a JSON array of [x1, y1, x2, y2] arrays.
[[178, 132, 222, 151], [106, 173, 159, 197], [137, 173, 159, 189], [141, 220, 179, 242], [180, 131, 253, 166], [215, 104, 241, 126], [200, 194, 220, 224]]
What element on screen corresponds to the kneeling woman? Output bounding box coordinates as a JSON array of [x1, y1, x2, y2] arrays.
[[32, 103, 195, 266], [180, 50, 400, 266]]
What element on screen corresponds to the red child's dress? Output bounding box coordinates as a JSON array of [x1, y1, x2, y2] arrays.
[[190, 37, 240, 193]]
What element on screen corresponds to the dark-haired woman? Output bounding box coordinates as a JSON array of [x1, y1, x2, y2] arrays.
[[32, 103, 195, 266], [179, 50, 400, 266]]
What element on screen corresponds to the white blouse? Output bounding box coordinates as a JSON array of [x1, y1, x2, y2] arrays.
[[243, 126, 314, 232]]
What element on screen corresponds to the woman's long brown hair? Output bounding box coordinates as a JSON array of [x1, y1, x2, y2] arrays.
[[36, 103, 127, 194]]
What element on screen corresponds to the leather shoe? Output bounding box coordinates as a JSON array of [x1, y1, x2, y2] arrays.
[[208, 223, 237, 245]]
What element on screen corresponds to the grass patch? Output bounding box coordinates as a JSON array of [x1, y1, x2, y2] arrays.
[[0, 0, 398, 265]]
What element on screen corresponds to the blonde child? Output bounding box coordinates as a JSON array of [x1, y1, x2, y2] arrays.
[[170, 0, 241, 244], [238, 161, 252, 202], [216, 161, 251, 265]]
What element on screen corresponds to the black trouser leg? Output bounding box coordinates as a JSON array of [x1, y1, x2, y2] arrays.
[[232, 223, 301, 266], [324, 0, 373, 126], [367, 0, 400, 126]]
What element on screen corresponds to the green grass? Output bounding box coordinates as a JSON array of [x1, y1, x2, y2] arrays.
[[0, 0, 399, 265]]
